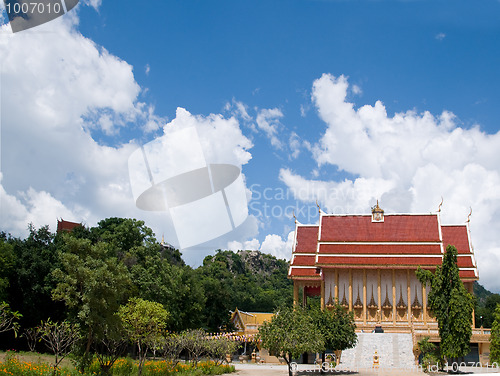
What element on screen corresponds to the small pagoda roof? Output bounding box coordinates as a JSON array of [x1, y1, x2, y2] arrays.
[[56, 219, 82, 233]]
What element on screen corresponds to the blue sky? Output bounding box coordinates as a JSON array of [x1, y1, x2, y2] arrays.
[[1, 0, 500, 292]]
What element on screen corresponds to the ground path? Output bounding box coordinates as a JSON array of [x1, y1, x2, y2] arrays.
[[233, 363, 500, 376]]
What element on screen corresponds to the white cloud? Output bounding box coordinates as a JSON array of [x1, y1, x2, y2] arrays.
[[227, 238, 261, 251], [352, 84, 362, 96], [145, 64, 150, 76], [229, 99, 252, 122], [0, 5, 251, 254], [256, 108, 284, 149], [282, 73, 500, 292], [260, 231, 295, 260], [289, 132, 301, 160], [435, 32, 446, 41]]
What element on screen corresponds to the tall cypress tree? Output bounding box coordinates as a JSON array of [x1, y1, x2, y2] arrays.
[[417, 245, 474, 363], [490, 304, 500, 365]]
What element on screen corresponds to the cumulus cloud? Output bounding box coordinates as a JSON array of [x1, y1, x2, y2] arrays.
[[0, 5, 253, 254], [259, 232, 295, 260], [283, 73, 500, 292], [227, 238, 261, 251]]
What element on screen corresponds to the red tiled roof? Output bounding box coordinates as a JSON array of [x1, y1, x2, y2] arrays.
[[288, 211, 478, 282], [288, 267, 320, 278], [457, 256, 475, 268], [291, 255, 316, 266], [320, 215, 441, 243], [318, 243, 442, 255], [316, 256, 443, 267], [57, 219, 82, 233], [459, 270, 478, 279], [295, 226, 318, 253], [441, 225, 471, 254]]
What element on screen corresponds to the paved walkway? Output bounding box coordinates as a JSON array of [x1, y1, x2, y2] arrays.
[[233, 363, 500, 376]]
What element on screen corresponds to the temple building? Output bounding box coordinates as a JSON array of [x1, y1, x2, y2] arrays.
[[289, 203, 479, 330], [288, 203, 493, 362]]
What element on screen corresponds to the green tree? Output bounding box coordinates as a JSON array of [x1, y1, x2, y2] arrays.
[[89, 217, 157, 256], [182, 329, 208, 367], [52, 236, 131, 356], [118, 298, 169, 376], [417, 336, 442, 372], [490, 304, 500, 365], [131, 256, 205, 331], [476, 294, 500, 328], [0, 301, 22, 336], [196, 250, 293, 331], [0, 238, 15, 301], [310, 304, 357, 367], [417, 245, 474, 364], [205, 336, 240, 365], [258, 306, 324, 376], [9, 225, 65, 327]]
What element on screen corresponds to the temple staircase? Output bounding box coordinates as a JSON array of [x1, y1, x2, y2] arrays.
[[339, 332, 415, 370]]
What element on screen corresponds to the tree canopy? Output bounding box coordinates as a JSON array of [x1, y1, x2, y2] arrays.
[[258, 305, 324, 376], [417, 244, 474, 361], [118, 298, 169, 376], [490, 303, 500, 365], [0, 218, 295, 354]]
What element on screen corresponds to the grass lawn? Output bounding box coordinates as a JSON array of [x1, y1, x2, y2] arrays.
[[0, 350, 74, 368]]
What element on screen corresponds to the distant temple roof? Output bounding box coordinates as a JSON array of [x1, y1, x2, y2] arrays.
[[230, 308, 274, 335], [56, 219, 82, 233], [289, 205, 478, 282]]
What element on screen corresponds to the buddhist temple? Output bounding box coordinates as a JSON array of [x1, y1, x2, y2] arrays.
[[288, 202, 478, 330]]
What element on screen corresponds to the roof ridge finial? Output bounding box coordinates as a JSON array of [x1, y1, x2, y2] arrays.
[[316, 200, 323, 214], [437, 196, 444, 213], [466, 207, 472, 223], [292, 210, 298, 224]]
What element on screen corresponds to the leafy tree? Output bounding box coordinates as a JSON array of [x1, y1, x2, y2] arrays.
[[92, 322, 128, 376], [417, 245, 474, 364], [258, 306, 324, 376], [182, 329, 208, 367], [417, 336, 442, 372], [196, 250, 293, 331], [131, 256, 205, 331], [52, 236, 131, 355], [38, 319, 80, 375], [0, 301, 22, 336], [8, 225, 65, 328], [491, 304, 500, 365], [205, 337, 240, 365], [0, 239, 15, 301], [89, 217, 157, 256], [162, 332, 184, 366], [118, 298, 169, 376], [310, 304, 357, 367], [476, 294, 500, 328]]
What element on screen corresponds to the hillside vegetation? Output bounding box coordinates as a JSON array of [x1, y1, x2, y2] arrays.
[[0, 218, 292, 349]]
